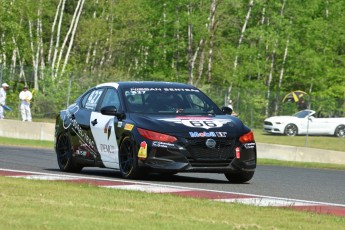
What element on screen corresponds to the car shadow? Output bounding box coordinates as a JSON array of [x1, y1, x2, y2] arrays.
[[45, 168, 229, 184]]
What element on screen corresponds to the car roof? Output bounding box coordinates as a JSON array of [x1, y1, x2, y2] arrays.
[[96, 81, 195, 89]]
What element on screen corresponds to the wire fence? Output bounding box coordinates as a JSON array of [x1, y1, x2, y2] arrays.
[[1, 66, 344, 128]]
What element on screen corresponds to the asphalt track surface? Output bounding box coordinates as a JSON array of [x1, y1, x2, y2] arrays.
[[1, 145, 345, 206]]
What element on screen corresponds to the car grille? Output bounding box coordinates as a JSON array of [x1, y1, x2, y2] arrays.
[[185, 138, 235, 163], [264, 121, 273, 125]]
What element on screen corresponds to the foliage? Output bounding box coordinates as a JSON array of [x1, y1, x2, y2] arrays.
[[0, 0, 344, 126]]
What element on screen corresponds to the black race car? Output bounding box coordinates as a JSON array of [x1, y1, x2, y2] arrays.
[[55, 81, 256, 183]]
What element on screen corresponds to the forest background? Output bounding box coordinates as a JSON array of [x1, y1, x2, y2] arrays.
[[0, 0, 344, 128]]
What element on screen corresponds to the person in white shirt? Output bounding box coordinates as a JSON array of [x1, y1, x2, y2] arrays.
[[19, 86, 33, 121], [227, 99, 238, 116], [0, 83, 9, 119]]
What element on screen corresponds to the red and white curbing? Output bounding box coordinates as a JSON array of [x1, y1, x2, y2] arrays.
[[1, 168, 345, 217]]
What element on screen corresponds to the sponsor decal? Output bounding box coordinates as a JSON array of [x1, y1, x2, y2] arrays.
[[124, 123, 134, 131], [205, 139, 217, 148], [85, 90, 103, 110], [75, 145, 93, 157], [189, 132, 216, 138], [125, 88, 199, 95], [235, 147, 241, 159], [104, 119, 112, 140], [216, 132, 227, 137], [62, 105, 97, 158], [244, 143, 256, 149], [163, 88, 199, 92], [99, 144, 115, 154], [138, 141, 147, 159], [152, 141, 175, 148], [159, 117, 231, 130]]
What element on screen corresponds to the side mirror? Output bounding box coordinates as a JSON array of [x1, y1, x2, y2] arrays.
[[101, 106, 125, 120], [101, 105, 117, 116], [221, 106, 233, 115]]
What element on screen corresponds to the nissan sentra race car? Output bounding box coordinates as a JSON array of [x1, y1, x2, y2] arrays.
[[55, 81, 256, 183]]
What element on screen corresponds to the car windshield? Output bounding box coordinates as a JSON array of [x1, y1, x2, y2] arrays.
[[123, 87, 223, 115], [293, 110, 312, 118]]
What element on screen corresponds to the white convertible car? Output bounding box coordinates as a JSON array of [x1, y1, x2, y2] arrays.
[[263, 110, 345, 137]]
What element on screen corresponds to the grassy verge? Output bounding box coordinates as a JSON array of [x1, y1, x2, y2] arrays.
[[0, 137, 54, 149], [258, 158, 345, 171], [1, 176, 344, 230], [253, 129, 345, 152]]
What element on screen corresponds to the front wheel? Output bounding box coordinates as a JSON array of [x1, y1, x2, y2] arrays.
[[56, 133, 82, 172], [284, 124, 298, 136], [118, 136, 142, 179], [335, 125, 345, 137], [224, 171, 254, 183]]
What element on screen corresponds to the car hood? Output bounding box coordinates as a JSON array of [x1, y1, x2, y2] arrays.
[[128, 113, 250, 138]]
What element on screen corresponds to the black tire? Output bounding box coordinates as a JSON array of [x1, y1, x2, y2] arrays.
[[284, 124, 298, 136], [56, 133, 83, 172], [224, 171, 254, 183], [119, 136, 142, 179], [335, 125, 345, 137]]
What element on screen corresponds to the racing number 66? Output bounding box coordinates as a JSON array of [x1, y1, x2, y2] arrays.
[[189, 120, 218, 128]]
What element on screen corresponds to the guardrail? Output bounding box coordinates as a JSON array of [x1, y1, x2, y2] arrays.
[[0, 119, 344, 165]]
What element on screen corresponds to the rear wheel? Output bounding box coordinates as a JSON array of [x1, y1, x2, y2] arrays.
[[284, 124, 298, 136], [224, 171, 254, 183], [56, 133, 82, 172], [119, 136, 142, 179], [335, 125, 345, 137]]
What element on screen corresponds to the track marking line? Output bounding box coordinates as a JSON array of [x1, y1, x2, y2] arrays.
[[1, 168, 345, 216], [215, 198, 316, 207], [104, 184, 191, 193]]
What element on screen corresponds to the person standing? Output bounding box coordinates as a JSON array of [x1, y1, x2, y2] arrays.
[[227, 99, 238, 116], [0, 83, 9, 119], [19, 86, 33, 121], [297, 97, 307, 111]]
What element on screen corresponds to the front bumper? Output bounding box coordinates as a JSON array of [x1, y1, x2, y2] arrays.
[[138, 140, 257, 174], [263, 123, 285, 134]]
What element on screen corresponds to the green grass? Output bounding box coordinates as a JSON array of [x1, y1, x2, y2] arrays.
[[258, 158, 345, 170], [253, 129, 345, 152], [0, 137, 54, 149], [0, 176, 344, 230]]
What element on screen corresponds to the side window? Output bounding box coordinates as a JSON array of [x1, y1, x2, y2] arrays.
[[100, 88, 121, 109], [81, 89, 104, 111], [187, 93, 214, 113], [189, 94, 205, 109]]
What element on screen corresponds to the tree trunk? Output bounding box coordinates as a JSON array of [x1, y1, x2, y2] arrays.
[[228, 0, 254, 103], [51, 0, 66, 79], [207, 0, 217, 83], [265, 39, 277, 117], [61, 0, 86, 76], [187, 8, 193, 85]]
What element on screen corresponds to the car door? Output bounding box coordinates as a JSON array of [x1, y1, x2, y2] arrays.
[[68, 88, 104, 158], [90, 87, 121, 169], [308, 116, 331, 135]]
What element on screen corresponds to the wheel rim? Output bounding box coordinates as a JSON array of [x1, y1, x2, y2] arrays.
[[119, 139, 134, 175], [336, 126, 345, 137], [286, 124, 297, 136], [57, 135, 71, 167]]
